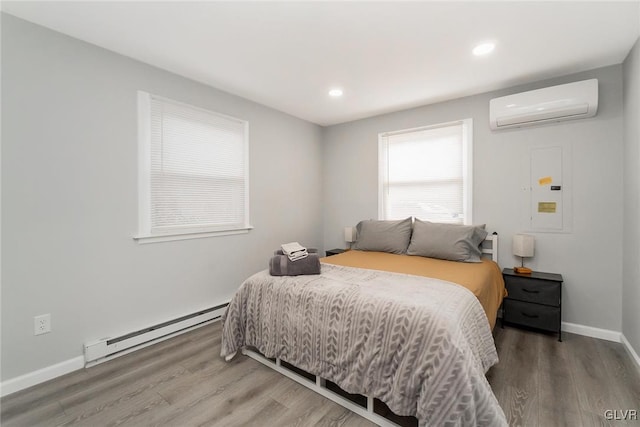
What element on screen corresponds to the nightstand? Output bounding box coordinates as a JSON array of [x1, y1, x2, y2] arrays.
[[502, 268, 563, 341], [325, 248, 346, 257]]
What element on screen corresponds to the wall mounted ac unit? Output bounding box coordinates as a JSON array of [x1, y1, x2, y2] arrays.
[[489, 79, 598, 130]]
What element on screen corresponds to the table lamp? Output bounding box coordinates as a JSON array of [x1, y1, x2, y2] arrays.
[[344, 227, 356, 249], [512, 234, 534, 274]]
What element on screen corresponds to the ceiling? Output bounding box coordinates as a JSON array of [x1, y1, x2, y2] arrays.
[[3, 1, 639, 126]]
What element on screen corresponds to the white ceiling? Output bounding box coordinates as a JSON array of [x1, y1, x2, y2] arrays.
[[3, 1, 639, 126]]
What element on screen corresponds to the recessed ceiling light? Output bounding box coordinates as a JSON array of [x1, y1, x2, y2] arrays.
[[472, 42, 495, 56], [329, 88, 343, 97]]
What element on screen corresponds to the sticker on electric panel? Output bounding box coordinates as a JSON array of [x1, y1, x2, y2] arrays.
[[538, 202, 557, 213], [538, 176, 553, 186]]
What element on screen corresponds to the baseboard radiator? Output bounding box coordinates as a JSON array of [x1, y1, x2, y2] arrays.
[[84, 303, 228, 366]]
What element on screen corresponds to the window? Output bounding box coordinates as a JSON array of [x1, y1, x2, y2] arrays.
[[136, 92, 250, 243], [378, 119, 472, 224]]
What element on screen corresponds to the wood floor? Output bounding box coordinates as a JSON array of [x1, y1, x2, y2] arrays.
[[2, 321, 639, 427]]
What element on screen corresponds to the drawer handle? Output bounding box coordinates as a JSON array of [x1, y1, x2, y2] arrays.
[[522, 288, 540, 294], [521, 312, 539, 319]]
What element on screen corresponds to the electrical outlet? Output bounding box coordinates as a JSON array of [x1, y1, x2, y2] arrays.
[[34, 314, 51, 335]]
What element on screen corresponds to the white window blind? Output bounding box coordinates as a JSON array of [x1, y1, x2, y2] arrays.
[[379, 119, 472, 224], [137, 92, 250, 242]]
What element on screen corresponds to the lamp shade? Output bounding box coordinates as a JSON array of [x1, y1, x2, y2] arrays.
[[512, 234, 535, 258], [344, 227, 356, 243]]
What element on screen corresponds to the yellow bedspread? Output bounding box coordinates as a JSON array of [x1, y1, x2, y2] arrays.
[[322, 250, 506, 329]]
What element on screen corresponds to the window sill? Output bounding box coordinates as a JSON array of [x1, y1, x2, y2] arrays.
[[133, 226, 253, 244]]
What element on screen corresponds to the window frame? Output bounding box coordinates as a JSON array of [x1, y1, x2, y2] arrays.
[[378, 118, 473, 224], [134, 91, 251, 244]]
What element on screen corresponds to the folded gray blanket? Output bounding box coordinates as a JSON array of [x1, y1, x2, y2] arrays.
[[269, 253, 321, 276]]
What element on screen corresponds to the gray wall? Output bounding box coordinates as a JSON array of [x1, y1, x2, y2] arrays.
[[1, 14, 324, 381], [2, 12, 635, 383], [623, 36, 640, 355], [323, 66, 624, 333]]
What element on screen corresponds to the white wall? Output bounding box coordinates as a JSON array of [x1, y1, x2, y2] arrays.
[[623, 36, 640, 356], [323, 66, 624, 333], [1, 14, 324, 381]]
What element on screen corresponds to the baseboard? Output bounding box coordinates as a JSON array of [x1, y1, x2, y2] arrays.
[[1, 310, 224, 397], [0, 356, 85, 398], [561, 323, 640, 372], [0, 318, 630, 397], [85, 317, 220, 368], [621, 334, 640, 372], [561, 321, 621, 342]]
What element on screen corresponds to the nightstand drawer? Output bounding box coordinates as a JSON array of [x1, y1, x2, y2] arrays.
[[505, 276, 560, 306], [503, 299, 560, 332]]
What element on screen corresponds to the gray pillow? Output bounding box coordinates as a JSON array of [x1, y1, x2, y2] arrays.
[[354, 217, 413, 254], [406, 219, 488, 262]]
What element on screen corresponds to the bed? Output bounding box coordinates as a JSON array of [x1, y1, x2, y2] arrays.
[[321, 250, 505, 330], [221, 219, 507, 427]]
